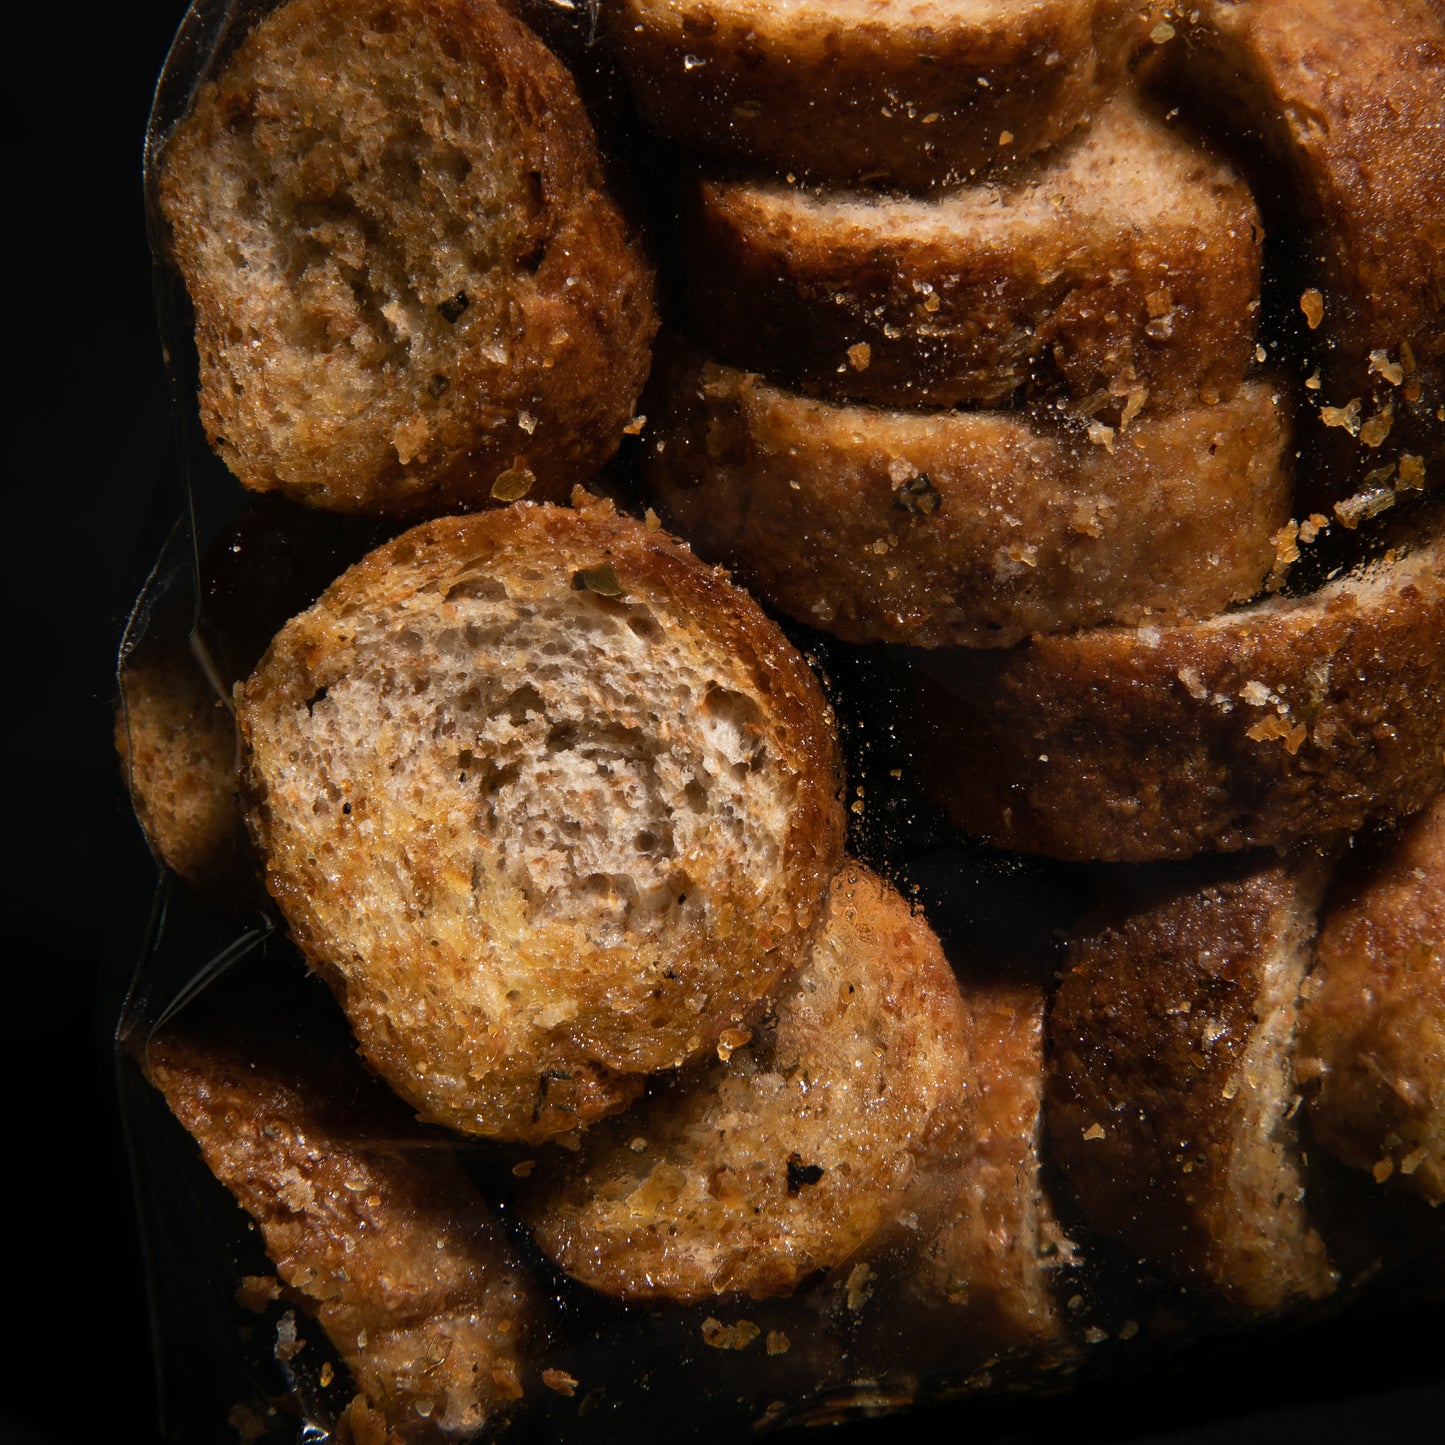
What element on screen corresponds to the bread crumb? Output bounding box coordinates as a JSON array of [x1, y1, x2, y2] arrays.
[[622, 415, 647, 436], [1118, 1319, 1140, 1341], [1397, 454, 1426, 489], [1319, 398, 1362, 435], [319, 1362, 334, 1388], [543, 1369, 579, 1397], [1245, 715, 1307, 753], [1085, 1326, 1110, 1344], [1087, 419, 1115, 452], [1305, 367, 1322, 390], [1373, 1157, 1395, 1183], [1300, 289, 1325, 328], [1333, 486, 1396, 529], [766, 1332, 791, 1356], [1368, 349, 1406, 386], [845, 1262, 876, 1312], [1119, 385, 1148, 429], [643, 506, 662, 531], [701, 1317, 761, 1350], [1359, 400, 1394, 448], [998, 129, 1014, 146], [1151, 20, 1176, 42], [1082, 1122, 1105, 1141], [847, 343, 872, 371], [511, 1159, 536, 1178], [392, 414, 431, 465]]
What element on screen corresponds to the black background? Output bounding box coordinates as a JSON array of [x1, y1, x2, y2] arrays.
[[9, 3, 1439, 1442]]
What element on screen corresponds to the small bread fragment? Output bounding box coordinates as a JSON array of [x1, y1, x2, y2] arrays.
[[914, 511, 1445, 858], [646, 344, 1291, 647], [146, 987, 542, 1441], [683, 93, 1261, 410], [518, 865, 973, 1302], [159, 0, 656, 515], [1298, 796, 1445, 1204], [606, 0, 1144, 187], [1048, 852, 1338, 1314], [238, 498, 845, 1143]]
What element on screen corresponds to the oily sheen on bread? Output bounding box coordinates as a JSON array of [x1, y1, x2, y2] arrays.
[[1298, 795, 1445, 1204], [682, 92, 1261, 410], [913, 510, 1445, 858], [159, 0, 657, 515], [147, 980, 542, 1442], [1048, 851, 1338, 1314], [238, 497, 845, 1144], [606, 0, 1144, 187], [520, 864, 974, 1301], [646, 343, 1292, 647]]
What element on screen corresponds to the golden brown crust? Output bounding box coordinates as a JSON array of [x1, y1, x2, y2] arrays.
[[1047, 851, 1338, 1314], [238, 498, 846, 1143], [517, 865, 974, 1302], [159, 0, 656, 515], [646, 343, 1292, 647], [682, 93, 1262, 410], [1299, 796, 1445, 1203], [606, 0, 1145, 187], [146, 1003, 542, 1442], [913, 512, 1445, 858]]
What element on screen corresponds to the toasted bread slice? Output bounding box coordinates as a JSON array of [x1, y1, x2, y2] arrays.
[[1159, 0, 1445, 494], [683, 93, 1261, 411], [1298, 796, 1445, 1204], [146, 984, 542, 1442], [645, 343, 1291, 647], [914, 510, 1445, 858], [159, 0, 656, 515], [606, 0, 1144, 187], [1169, 0, 1444, 387], [117, 501, 390, 903], [238, 497, 845, 1143], [518, 865, 974, 1301], [898, 976, 1071, 1355], [116, 633, 252, 905], [1048, 852, 1338, 1314]]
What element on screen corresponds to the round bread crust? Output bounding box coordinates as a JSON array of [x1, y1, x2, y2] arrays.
[[238, 500, 846, 1143], [607, 0, 1144, 187], [683, 93, 1262, 410], [159, 0, 657, 516], [1047, 853, 1337, 1313], [519, 864, 973, 1302], [1298, 795, 1445, 1203], [117, 637, 252, 904], [913, 514, 1445, 859], [646, 346, 1292, 648]]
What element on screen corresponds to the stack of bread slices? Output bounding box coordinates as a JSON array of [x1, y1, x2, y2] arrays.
[[121, 0, 1443, 1438], [618, 0, 1444, 1317]]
